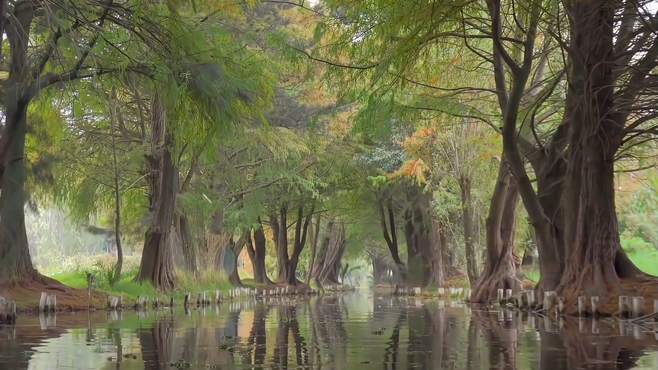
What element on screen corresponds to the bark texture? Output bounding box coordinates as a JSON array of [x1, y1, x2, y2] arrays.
[[0, 4, 36, 282], [403, 185, 443, 287], [471, 158, 521, 303], [270, 204, 313, 285], [558, 0, 640, 298], [0, 98, 35, 282], [311, 221, 346, 284], [459, 174, 479, 285], [136, 95, 176, 291], [245, 221, 273, 285]]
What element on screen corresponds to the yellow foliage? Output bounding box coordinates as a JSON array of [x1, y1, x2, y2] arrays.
[[389, 158, 428, 184]]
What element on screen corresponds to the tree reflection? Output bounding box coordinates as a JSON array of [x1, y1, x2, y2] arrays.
[[2, 297, 658, 369], [272, 304, 308, 369], [310, 296, 347, 368], [244, 303, 269, 366], [138, 318, 174, 370]]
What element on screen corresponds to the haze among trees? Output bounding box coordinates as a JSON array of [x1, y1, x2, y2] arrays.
[[0, 0, 656, 314]]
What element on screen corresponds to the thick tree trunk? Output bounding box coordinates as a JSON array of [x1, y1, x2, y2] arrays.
[[175, 213, 196, 273], [0, 0, 44, 283], [136, 95, 176, 291], [459, 174, 479, 285], [471, 159, 520, 303], [558, 0, 643, 300], [0, 99, 35, 282], [403, 186, 439, 287], [204, 211, 230, 272], [270, 206, 289, 283], [218, 235, 247, 287], [245, 222, 273, 285], [532, 150, 567, 293], [313, 222, 346, 285]]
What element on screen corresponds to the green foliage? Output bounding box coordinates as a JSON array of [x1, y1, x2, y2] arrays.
[[619, 173, 658, 248]]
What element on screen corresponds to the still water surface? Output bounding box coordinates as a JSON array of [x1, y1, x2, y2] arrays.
[[1, 293, 658, 369]]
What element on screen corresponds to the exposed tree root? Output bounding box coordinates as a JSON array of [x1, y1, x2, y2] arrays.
[[471, 264, 522, 303]]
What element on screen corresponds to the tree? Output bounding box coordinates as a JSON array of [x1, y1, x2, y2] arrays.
[[311, 0, 658, 306], [135, 94, 177, 290], [245, 220, 274, 285], [0, 1, 164, 283]]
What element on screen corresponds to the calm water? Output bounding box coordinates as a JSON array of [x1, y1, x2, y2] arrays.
[[1, 293, 658, 369]]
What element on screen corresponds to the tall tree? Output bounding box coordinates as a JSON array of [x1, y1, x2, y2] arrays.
[[0, 0, 166, 283]]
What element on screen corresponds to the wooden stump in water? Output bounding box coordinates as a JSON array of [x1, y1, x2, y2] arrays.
[[107, 296, 121, 310], [578, 296, 587, 316], [591, 296, 600, 317], [631, 297, 644, 318], [39, 292, 48, 312], [0, 297, 17, 324], [619, 296, 631, 318], [134, 296, 148, 310], [39, 294, 57, 313]]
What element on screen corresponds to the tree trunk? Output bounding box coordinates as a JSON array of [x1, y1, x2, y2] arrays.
[[558, 0, 644, 300], [218, 235, 247, 287], [305, 214, 321, 285], [271, 206, 289, 283], [313, 222, 346, 285], [378, 197, 407, 283], [370, 252, 392, 284], [204, 211, 230, 272], [227, 240, 244, 287], [136, 95, 176, 291], [532, 149, 567, 293], [471, 158, 521, 303], [0, 98, 35, 282], [403, 186, 437, 287], [172, 213, 196, 273], [459, 174, 479, 285], [428, 218, 445, 287], [286, 205, 313, 285], [110, 103, 123, 284], [245, 222, 273, 285]]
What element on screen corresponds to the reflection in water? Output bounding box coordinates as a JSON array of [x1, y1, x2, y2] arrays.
[[1, 293, 658, 369]]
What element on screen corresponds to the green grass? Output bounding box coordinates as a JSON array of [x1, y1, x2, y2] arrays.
[[49, 268, 235, 303], [622, 236, 658, 276], [522, 268, 540, 284], [51, 270, 156, 300]]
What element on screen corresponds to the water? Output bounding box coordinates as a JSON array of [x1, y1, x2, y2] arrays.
[[1, 293, 658, 369]]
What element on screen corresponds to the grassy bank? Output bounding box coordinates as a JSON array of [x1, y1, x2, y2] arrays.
[[48, 269, 235, 305]]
